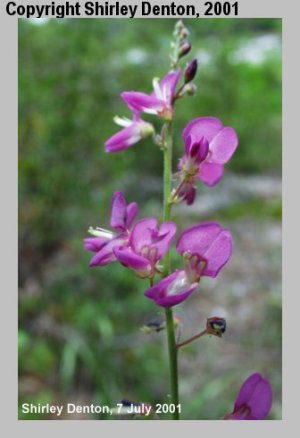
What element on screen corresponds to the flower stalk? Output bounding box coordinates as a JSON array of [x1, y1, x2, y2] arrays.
[[162, 120, 180, 419], [162, 121, 173, 274], [176, 329, 207, 349], [81, 20, 262, 422]]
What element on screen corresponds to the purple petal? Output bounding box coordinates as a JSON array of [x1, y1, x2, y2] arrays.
[[176, 222, 232, 278], [121, 91, 164, 114], [177, 222, 223, 255], [158, 69, 181, 104], [132, 110, 142, 121], [145, 270, 181, 297], [184, 134, 194, 155], [110, 192, 127, 232], [234, 373, 273, 420], [153, 221, 177, 259], [105, 124, 142, 153], [84, 237, 109, 253], [155, 285, 197, 307], [198, 162, 224, 187], [178, 181, 197, 205], [190, 137, 209, 164], [144, 270, 198, 308], [201, 229, 232, 277], [125, 202, 139, 229], [129, 217, 158, 253], [183, 117, 223, 143], [209, 126, 238, 164], [225, 409, 252, 420], [185, 186, 197, 205], [89, 236, 127, 267], [130, 218, 176, 263], [114, 246, 151, 273]]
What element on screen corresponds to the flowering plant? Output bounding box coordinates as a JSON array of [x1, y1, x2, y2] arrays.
[[84, 21, 272, 420]]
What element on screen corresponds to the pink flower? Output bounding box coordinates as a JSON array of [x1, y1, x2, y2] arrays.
[[105, 113, 154, 153], [175, 117, 238, 204], [145, 222, 232, 307], [224, 373, 273, 420], [121, 69, 181, 121], [144, 269, 199, 307], [84, 192, 139, 267], [177, 222, 233, 278], [114, 218, 177, 278]]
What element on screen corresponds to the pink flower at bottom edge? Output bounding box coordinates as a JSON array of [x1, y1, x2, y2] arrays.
[[224, 373, 273, 420]]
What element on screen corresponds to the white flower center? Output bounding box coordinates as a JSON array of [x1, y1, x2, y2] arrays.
[[113, 116, 133, 127], [88, 227, 115, 239], [167, 272, 190, 296], [152, 77, 164, 101]]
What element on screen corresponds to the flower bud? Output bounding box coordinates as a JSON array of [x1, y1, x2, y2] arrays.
[[206, 316, 226, 337], [141, 317, 166, 333], [184, 83, 197, 96], [179, 42, 192, 58], [179, 28, 190, 42], [175, 20, 184, 32], [184, 59, 198, 84], [141, 314, 180, 333]]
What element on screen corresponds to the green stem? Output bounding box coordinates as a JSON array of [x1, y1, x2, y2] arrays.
[[165, 307, 179, 418], [163, 122, 173, 275], [162, 121, 180, 419]]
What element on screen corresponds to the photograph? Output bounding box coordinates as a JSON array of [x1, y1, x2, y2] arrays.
[[18, 17, 282, 420]]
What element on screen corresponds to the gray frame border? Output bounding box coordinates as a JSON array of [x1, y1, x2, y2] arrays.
[[1, 0, 295, 434]]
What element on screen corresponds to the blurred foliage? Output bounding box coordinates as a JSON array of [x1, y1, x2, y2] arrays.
[[19, 18, 281, 420]]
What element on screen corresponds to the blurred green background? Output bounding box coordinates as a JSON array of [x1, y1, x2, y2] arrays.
[[19, 18, 281, 420]]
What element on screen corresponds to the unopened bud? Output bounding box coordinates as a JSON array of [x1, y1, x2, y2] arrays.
[[141, 314, 180, 334], [173, 315, 181, 328], [154, 134, 163, 146], [175, 20, 184, 31], [179, 42, 192, 58], [141, 317, 166, 333], [206, 317, 226, 337], [179, 28, 190, 42], [184, 59, 198, 84], [184, 83, 197, 96]]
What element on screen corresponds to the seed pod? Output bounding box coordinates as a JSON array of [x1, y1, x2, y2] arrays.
[[206, 316, 226, 337]]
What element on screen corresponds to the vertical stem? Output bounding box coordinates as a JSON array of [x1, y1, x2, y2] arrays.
[[165, 307, 179, 418], [163, 126, 173, 220], [163, 122, 173, 274], [162, 121, 180, 419]]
